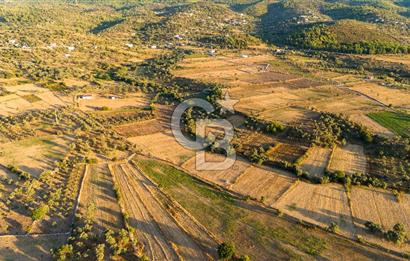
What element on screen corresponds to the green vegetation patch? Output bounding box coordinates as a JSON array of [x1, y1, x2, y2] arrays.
[[21, 94, 42, 103], [368, 111, 410, 137]]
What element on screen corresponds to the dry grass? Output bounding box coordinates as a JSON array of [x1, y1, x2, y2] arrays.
[[79, 164, 124, 233], [0, 135, 71, 178], [0, 235, 67, 261], [274, 183, 356, 238], [128, 131, 195, 165], [0, 84, 65, 116], [181, 153, 250, 187], [328, 144, 367, 175], [350, 186, 410, 252], [111, 163, 215, 260], [349, 82, 410, 111], [78, 93, 148, 111], [230, 166, 296, 207], [300, 147, 332, 178]]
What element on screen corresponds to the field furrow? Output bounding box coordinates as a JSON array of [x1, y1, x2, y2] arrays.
[[112, 164, 177, 261]]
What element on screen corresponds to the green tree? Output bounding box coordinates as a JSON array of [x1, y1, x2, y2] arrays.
[[217, 242, 235, 260]]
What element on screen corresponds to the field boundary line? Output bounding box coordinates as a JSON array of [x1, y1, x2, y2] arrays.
[[272, 179, 301, 206], [344, 186, 359, 239], [325, 144, 336, 172]]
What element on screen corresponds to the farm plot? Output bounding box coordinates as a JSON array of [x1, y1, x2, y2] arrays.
[[274, 182, 356, 237], [175, 54, 299, 88], [0, 234, 67, 261], [299, 147, 332, 178], [230, 166, 296, 207], [350, 187, 410, 251], [0, 135, 71, 178], [349, 113, 394, 138], [267, 143, 308, 164], [78, 93, 148, 111], [328, 144, 367, 175], [128, 131, 195, 165], [79, 164, 124, 232], [350, 82, 410, 111], [111, 163, 213, 260], [311, 93, 379, 117], [368, 111, 410, 138], [233, 86, 346, 116], [0, 84, 65, 116], [115, 119, 163, 137], [181, 153, 250, 187], [258, 106, 320, 125]]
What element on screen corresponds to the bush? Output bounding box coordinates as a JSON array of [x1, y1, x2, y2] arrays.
[[217, 242, 235, 260], [31, 203, 49, 221], [238, 255, 251, 261]]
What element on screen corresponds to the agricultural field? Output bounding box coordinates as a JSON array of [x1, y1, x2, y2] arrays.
[[0, 135, 71, 178], [182, 153, 249, 187], [0, 0, 410, 260], [274, 182, 356, 238], [327, 144, 368, 175], [110, 163, 217, 260], [350, 187, 410, 252], [349, 82, 410, 111], [0, 84, 65, 116], [299, 147, 332, 178], [230, 166, 296, 206], [135, 157, 404, 260], [128, 131, 196, 165], [368, 111, 410, 138], [79, 164, 124, 233]]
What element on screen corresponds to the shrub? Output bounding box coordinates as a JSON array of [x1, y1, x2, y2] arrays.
[[217, 242, 235, 260]]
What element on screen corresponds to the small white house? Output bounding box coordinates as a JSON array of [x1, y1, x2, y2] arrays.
[[150, 45, 157, 49], [78, 95, 92, 100], [125, 43, 134, 48], [240, 54, 249, 58], [107, 95, 118, 100], [67, 46, 75, 52]]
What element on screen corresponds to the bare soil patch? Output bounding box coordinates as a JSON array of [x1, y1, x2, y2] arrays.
[[0, 135, 71, 178]]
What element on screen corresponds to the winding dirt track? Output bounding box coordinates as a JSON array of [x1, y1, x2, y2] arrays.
[[112, 163, 210, 261]]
